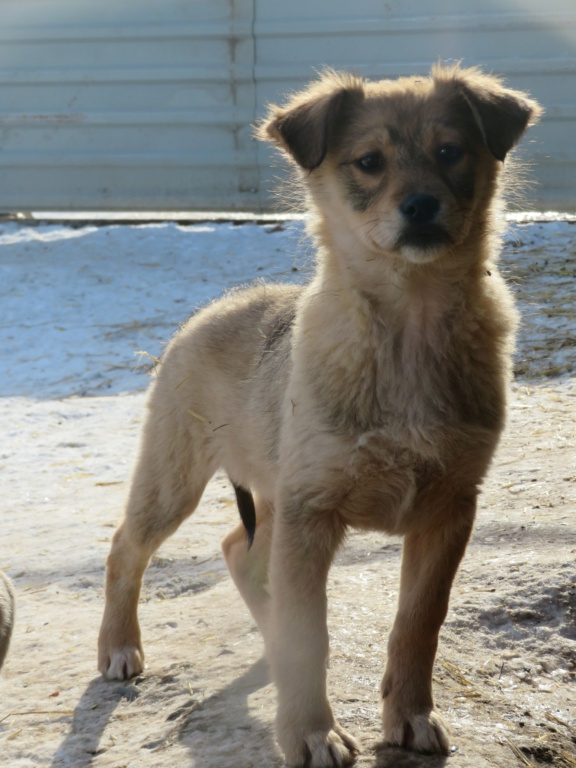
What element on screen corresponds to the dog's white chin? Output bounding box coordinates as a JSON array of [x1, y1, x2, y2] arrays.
[[399, 244, 446, 265]]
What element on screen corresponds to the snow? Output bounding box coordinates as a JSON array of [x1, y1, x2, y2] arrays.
[[0, 221, 309, 399], [1, 217, 574, 400]]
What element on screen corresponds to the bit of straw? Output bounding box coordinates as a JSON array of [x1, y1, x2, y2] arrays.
[[505, 739, 532, 766], [187, 409, 211, 425], [559, 750, 576, 767], [546, 712, 574, 732], [0, 710, 74, 723], [134, 350, 160, 365], [174, 371, 194, 390], [441, 660, 474, 687]]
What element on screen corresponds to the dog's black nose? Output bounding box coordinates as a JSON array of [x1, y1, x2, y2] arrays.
[[400, 194, 440, 224]]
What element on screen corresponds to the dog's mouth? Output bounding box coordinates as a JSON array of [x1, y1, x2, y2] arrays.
[[396, 223, 452, 251]]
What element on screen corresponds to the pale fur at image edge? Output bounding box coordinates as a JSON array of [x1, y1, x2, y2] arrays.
[[0, 571, 15, 670]]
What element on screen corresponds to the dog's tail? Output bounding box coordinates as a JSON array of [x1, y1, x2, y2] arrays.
[[232, 484, 256, 549], [0, 571, 15, 669]]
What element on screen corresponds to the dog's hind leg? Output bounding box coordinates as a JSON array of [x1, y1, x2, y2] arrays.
[[222, 493, 273, 644], [98, 399, 215, 681]]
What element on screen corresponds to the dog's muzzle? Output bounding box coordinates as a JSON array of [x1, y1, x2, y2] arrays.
[[397, 194, 451, 250]]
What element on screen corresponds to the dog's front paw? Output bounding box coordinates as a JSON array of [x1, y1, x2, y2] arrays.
[[98, 643, 144, 680], [279, 723, 359, 767], [383, 706, 450, 755]]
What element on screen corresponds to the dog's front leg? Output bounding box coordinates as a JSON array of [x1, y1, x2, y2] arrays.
[[269, 503, 359, 767], [381, 496, 476, 755]]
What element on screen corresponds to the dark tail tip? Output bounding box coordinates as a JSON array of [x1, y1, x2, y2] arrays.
[[232, 483, 256, 549]]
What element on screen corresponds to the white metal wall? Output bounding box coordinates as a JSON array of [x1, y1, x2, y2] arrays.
[[0, 0, 259, 211], [0, 0, 575, 212], [255, 0, 576, 213]]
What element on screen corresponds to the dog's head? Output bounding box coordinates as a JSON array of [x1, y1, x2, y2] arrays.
[[259, 65, 542, 267]]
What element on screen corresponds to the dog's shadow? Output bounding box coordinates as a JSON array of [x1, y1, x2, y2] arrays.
[[173, 655, 277, 758], [51, 661, 449, 767], [50, 675, 138, 765], [373, 744, 449, 768], [50, 656, 277, 767]]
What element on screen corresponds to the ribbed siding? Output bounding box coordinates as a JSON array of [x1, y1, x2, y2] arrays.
[[0, 0, 259, 211], [255, 3, 576, 213], [0, 1, 574, 212]]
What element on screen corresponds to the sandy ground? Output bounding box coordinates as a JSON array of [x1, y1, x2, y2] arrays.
[[1, 218, 575, 767]]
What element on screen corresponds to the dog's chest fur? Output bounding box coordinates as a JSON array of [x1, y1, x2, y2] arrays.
[[281, 275, 505, 532], [298, 279, 475, 447]]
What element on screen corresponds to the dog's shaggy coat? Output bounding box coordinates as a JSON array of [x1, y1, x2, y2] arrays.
[[98, 65, 541, 766]]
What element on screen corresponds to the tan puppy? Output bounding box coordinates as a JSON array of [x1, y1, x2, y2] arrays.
[[98, 65, 541, 766]]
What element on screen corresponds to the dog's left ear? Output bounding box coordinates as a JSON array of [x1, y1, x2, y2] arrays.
[[257, 71, 364, 170], [451, 69, 543, 161]]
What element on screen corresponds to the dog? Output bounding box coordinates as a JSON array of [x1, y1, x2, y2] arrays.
[[0, 571, 15, 669], [98, 64, 541, 766]]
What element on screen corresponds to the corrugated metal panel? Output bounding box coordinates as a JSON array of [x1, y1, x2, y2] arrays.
[[255, 0, 576, 212], [0, 1, 574, 212], [0, 0, 260, 211]]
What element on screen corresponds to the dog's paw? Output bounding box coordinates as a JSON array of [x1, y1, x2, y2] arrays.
[[281, 724, 359, 767], [98, 646, 144, 681], [383, 708, 450, 755]]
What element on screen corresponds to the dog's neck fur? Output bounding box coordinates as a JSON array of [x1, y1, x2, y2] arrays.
[[294, 201, 510, 439], [309, 202, 497, 324]]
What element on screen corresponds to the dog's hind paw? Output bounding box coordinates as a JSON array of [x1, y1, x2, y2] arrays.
[[383, 709, 451, 755], [99, 646, 144, 681], [282, 724, 359, 767]]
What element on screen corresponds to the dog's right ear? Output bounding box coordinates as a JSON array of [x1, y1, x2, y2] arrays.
[[433, 64, 543, 162], [257, 72, 364, 170]]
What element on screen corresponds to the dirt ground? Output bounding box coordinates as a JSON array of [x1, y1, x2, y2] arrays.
[[1, 219, 575, 767]]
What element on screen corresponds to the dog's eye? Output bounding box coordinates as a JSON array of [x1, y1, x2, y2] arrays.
[[437, 144, 463, 166], [355, 152, 385, 174]]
